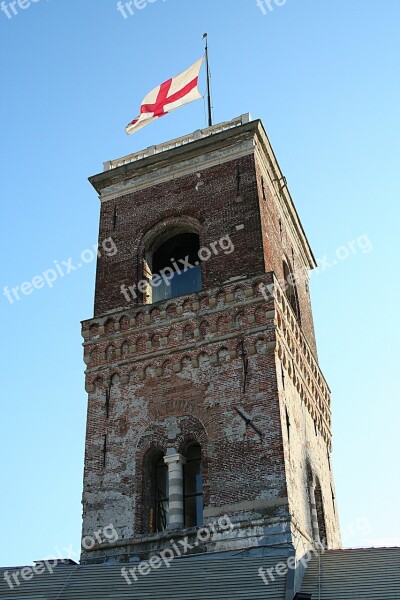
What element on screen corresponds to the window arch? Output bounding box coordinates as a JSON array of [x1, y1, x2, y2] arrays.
[[143, 225, 202, 304], [183, 444, 203, 527], [283, 259, 301, 322], [144, 443, 204, 533]]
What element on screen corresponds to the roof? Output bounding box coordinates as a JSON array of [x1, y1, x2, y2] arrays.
[[301, 547, 400, 599], [0, 555, 287, 599], [3, 547, 399, 599]]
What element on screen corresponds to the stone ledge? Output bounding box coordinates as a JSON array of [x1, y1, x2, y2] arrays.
[[204, 496, 289, 518]]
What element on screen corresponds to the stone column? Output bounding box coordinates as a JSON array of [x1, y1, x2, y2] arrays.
[[164, 451, 186, 529], [308, 480, 321, 545]]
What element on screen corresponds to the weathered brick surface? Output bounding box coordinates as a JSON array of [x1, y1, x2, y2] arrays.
[[254, 157, 317, 355], [82, 275, 289, 556], [273, 286, 341, 551], [80, 120, 340, 563], [93, 154, 264, 316]]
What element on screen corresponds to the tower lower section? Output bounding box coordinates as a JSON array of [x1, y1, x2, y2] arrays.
[[81, 273, 340, 564]]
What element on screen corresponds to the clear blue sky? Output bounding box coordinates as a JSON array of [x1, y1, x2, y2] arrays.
[[1, 0, 399, 567]]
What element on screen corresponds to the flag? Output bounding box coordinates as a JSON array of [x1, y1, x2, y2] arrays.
[[126, 57, 204, 135]]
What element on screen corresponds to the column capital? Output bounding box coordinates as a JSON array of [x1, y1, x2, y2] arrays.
[[164, 452, 186, 466]]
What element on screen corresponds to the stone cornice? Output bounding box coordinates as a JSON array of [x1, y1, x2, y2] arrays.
[[89, 122, 257, 202]]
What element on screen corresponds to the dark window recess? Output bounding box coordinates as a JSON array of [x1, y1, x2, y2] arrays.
[[281, 364, 286, 390], [183, 444, 203, 528], [152, 233, 202, 303], [283, 260, 301, 323], [112, 207, 117, 230], [261, 176, 266, 201], [285, 407, 291, 442], [154, 455, 169, 532]]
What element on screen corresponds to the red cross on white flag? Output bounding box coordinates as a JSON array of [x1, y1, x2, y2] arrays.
[[125, 57, 204, 135]]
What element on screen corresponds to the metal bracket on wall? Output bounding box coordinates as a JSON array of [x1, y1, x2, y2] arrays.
[[102, 435, 107, 468], [234, 406, 263, 439], [239, 339, 249, 393], [236, 165, 241, 196], [105, 383, 111, 419], [273, 175, 287, 193]]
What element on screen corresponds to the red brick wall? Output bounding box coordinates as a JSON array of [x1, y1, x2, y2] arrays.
[[81, 125, 340, 561], [254, 160, 317, 355], [81, 275, 294, 549], [94, 155, 265, 316]]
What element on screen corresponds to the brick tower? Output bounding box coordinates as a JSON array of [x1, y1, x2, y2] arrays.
[[80, 114, 341, 566]]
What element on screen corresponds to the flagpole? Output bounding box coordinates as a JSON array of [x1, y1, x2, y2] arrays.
[[203, 33, 213, 127]]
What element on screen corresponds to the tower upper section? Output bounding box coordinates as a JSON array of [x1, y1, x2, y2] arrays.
[[89, 114, 318, 363]]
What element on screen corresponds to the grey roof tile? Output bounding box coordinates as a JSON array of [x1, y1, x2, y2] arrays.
[[0, 556, 286, 599], [301, 547, 400, 599]]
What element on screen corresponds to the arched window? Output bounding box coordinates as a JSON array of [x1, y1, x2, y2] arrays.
[[144, 230, 202, 304], [283, 259, 301, 322], [153, 452, 169, 532], [183, 444, 203, 527]]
